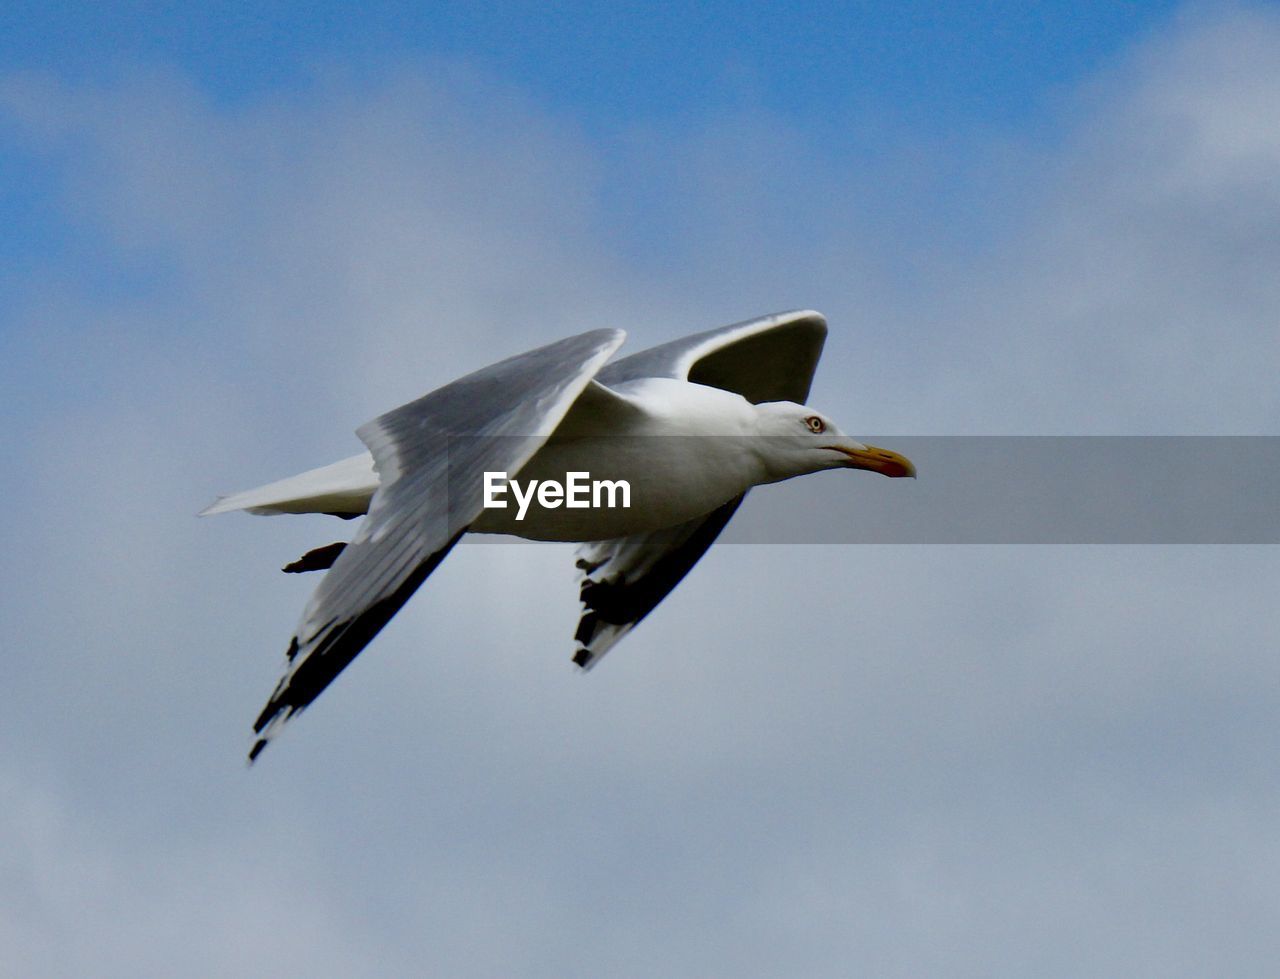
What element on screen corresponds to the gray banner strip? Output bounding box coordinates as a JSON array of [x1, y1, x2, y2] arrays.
[[451, 437, 1279, 544]]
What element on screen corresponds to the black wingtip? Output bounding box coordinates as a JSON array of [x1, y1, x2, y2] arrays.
[[574, 611, 600, 646], [248, 738, 268, 764], [572, 648, 594, 668], [282, 541, 348, 574]]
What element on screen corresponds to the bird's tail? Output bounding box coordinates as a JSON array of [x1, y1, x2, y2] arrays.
[[198, 452, 379, 518]]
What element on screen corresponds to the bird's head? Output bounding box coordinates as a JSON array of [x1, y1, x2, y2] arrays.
[[751, 401, 916, 482]]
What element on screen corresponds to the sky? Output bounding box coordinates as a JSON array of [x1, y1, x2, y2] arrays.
[[2, 2, 1279, 976]]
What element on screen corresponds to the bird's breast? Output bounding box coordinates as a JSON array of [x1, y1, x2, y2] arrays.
[[468, 433, 761, 541]]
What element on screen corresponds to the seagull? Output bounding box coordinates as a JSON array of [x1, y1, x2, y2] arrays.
[[201, 310, 915, 761]]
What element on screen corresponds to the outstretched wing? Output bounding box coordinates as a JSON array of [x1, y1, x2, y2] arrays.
[[572, 495, 745, 669], [572, 310, 828, 668], [594, 309, 826, 404], [250, 328, 626, 761]]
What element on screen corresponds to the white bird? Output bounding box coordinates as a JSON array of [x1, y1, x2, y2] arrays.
[[201, 310, 915, 761]]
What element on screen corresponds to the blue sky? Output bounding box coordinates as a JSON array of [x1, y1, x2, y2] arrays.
[[2, 2, 1180, 122], [1, 2, 1184, 285], [3, 4, 1280, 977]]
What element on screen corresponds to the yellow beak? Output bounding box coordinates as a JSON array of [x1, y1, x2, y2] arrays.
[[828, 442, 916, 478]]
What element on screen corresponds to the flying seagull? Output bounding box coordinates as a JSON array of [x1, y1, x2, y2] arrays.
[[201, 310, 915, 761]]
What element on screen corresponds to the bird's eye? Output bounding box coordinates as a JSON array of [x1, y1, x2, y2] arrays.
[[804, 416, 825, 433]]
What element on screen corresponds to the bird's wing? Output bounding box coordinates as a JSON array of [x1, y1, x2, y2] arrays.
[[571, 495, 745, 669], [594, 309, 826, 404], [568, 311, 826, 668], [249, 328, 626, 761]]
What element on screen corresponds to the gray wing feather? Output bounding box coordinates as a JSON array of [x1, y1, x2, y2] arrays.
[[595, 309, 826, 404], [250, 328, 626, 760], [571, 495, 745, 670]]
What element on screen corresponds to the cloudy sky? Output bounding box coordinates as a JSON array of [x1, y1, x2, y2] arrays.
[[3, 3, 1279, 975]]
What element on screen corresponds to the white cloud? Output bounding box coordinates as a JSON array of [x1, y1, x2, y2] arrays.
[[887, 5, 1280, 434]]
